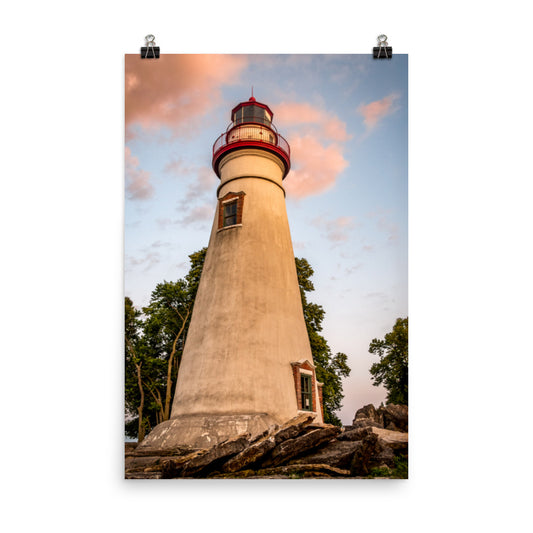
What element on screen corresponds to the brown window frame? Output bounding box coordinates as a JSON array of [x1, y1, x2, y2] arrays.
[[218, 191, 245, 229]]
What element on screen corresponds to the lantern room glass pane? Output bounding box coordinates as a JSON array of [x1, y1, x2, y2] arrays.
[[233, 105, 272, 126], [243, 106, 255, 121]]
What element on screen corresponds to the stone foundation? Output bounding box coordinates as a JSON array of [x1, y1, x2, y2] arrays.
[[134, 413, 279, 453]]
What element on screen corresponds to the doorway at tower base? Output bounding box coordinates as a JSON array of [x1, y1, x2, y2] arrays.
[[135, 413, 284, 452]]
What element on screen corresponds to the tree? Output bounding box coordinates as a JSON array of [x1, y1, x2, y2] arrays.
[[142, 279, 193, 421], [369, 317, 408, 405], [296, 257, 351, 426], [124, 296, 151, 442], [124, 248, 207, 441]]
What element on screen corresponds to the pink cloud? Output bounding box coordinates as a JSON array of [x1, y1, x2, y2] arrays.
[[272, 101, 351, 198], [358, 93, 399, 129], [275, 102, 350, 143], [125, 147, 153, 200], [284, 135, 348, 198], [125, 54, 248, 134]]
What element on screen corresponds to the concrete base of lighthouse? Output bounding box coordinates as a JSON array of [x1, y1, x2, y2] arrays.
[[134, 413, 282, 452]]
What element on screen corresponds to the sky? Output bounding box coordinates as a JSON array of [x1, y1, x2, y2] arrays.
[[125, 54, 408, 425]]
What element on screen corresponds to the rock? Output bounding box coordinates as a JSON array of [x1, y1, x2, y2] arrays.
[[350, 433, 380, 476], [349, 419, 384, 430], [162, 433, 250, 478], [273, 413, 315, 445], [250, 424, 278, 444], [374, 444, 396, 467], [210, 464, 351, 478], [126, 454, 183, 476], [265, 424, 341, 467], [371, 427, 408, 453], [352, 404, 384, 426], [338, 426, 374, 441], [126, 471, 163, 479], [290, 439, 362, 469], [125, 409, 408, 479], [132, 445, 198, 457], [349, 427, 408, 476], [378, 404, 408, 432], [125, 442, 138, 455], [221, 433, 277, 473], [160, 450, 208, 478], [260, 463, 352, 478], [220, 415, 318, 473]]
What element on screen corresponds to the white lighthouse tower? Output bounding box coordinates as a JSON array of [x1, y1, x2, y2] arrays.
[[137, 96, 324, 452]]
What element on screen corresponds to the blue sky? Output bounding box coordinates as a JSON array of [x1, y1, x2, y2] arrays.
[[125, 54, 408, 424]]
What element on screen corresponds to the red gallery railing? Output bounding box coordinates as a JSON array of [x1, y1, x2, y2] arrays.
[[212, 124, 291, 161]]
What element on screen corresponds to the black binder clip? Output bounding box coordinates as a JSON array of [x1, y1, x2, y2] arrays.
[[141, 34, 160, 59], [373, 34, 392, 59]]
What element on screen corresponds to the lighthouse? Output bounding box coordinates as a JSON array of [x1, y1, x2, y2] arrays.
[[137, 96, 324, 452]]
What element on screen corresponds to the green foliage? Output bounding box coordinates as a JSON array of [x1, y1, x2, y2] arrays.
[[367, 455, 408, 479], [124, 296, 150, 437], [369, 317, 408, 406], [367, 466, 391, 477], [392, 455, 408, 478], [295, 257, 351, 426]]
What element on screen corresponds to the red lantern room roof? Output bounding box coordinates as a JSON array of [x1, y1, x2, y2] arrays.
[[212, 97, 290, 180]]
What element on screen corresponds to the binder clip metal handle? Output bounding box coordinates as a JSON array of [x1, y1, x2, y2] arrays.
[[141, 34, 160, 59], [373, 34, 392, 59]]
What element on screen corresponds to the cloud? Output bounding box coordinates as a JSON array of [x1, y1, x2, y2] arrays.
[[369, 210, 399, 243], [126, 251, 161, 272], [271, 101, 351, 199], [125, 54, 248, 136], [156, 218, 173, 230], [284, 135, 348, 198], [125, 147, 153, 200], [275, 102, 350, 143], [358, 93, 400, 130], [164, 161, 218, 208], [150, 240, 171, 249], [312, 215, 356, 244], [179, 203, 215, 227], [345, 263, 363, 275]]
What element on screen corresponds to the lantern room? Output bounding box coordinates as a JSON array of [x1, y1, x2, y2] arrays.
[[212, 96, 291, 180], [231, 97, 273, 127]]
